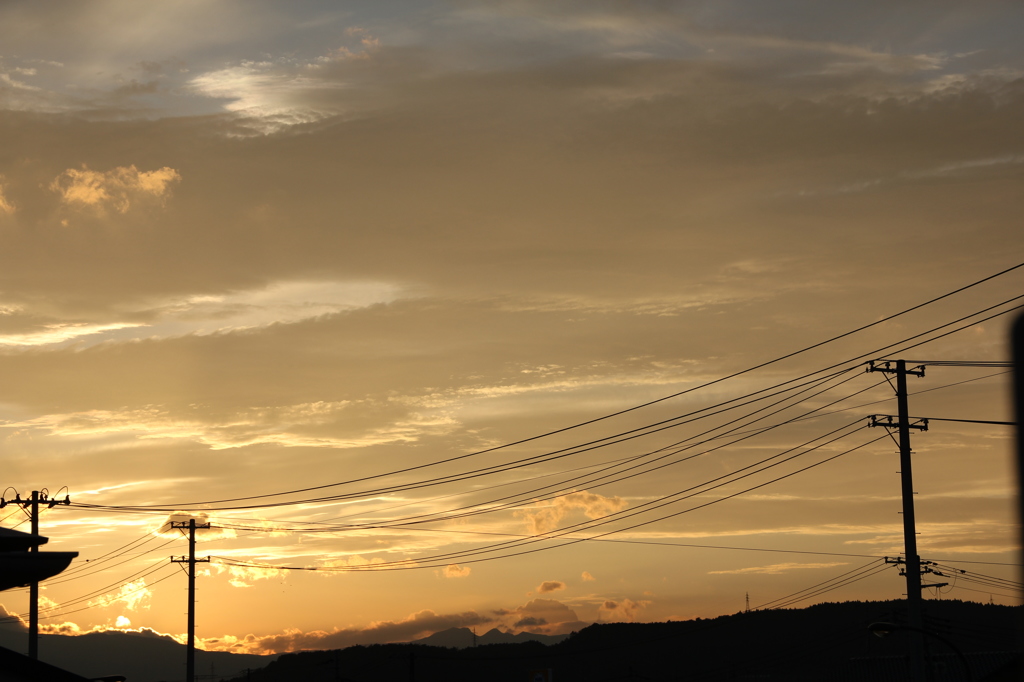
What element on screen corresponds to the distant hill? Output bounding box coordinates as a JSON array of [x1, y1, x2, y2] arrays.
[[0, 627, 275, 682], [1, 600, 1017, 681], [221, 600, 1020, 682], [414, 626, 567, 649]]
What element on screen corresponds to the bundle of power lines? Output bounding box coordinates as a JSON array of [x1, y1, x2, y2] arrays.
[[3, 263, 1022, 627]]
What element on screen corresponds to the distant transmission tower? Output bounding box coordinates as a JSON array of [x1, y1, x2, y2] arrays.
[[745, 592, 750, 612]]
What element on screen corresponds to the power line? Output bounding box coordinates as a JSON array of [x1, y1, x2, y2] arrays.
[[916, 417, 1017, 426], [69, 271, 1024, 513], [894, 360, 1013, 367], [218, 521, 885, 561], [24, 569, 180, 623], [45, 536, 181, 585], [276, 373, 877, 533], [225, 420, 871, 546], [753, 559, 891, 610], [782, 369, 1011, 425], [71, 368, 860, 513], [213, 430, 887, 573], [0, 561, 173, 623], [945, 584, 1021, 600], [180, 367, 1006, 536]]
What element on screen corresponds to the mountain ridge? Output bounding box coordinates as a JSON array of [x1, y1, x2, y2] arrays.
[[413, 626, 568, 649], [0, 599, 1017, 681]]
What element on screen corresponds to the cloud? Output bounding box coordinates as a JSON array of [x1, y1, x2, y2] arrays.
[[0, 323, 145, 347], [581, 571, 596, 582], [443, 564, 471, 578], [219, 564, 284, 589], [188, 64, 342, 134], [0, 280, 409, 350], [39, 621, 82, 636], [0, 604, 27, 631], [205, 609, 490, 654], [0, 0, 1020, 644], [0, 179, 13, 214], [517, 491, 627, 534], [709, 562, 848, 576], [4, 399, 457, 452], [50, 165, 181, 213], [317, 555, 387, 571], [494, 598, 585, 635], [537, 580, 565, 593], [157, 512, 235, 540], [88, 578, 152, 612], [203, 598, 588, 653], [598, 598, 651, 623]]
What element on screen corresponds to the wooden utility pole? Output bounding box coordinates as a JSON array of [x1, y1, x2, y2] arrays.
[[29, 491, 39, 661], [4, 489, 71, 659], [869, 360, 928, 682], [171, 518, 210, 682]]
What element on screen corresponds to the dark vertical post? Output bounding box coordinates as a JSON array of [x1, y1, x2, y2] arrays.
[[896, 360, 926, 682], [28, 490, 39, 660], [1012, 314, 1024, 658], [171, 518, 209, 682], [186, 517, 197, 682]]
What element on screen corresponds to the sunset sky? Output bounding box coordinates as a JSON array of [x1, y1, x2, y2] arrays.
[[1, 0, 1023, 658]]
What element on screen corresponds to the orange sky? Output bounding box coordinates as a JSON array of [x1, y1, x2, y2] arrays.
[[0, 0, 1022, 657]]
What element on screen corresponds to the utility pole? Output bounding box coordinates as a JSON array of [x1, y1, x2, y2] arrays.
[[29, 491, 39, 661], [2, 488, 71, 659], [868, 360, 928, 682], [171, 518, 210, 682]]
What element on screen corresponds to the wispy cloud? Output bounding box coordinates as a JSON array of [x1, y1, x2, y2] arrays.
[[709, 562, 848, 575], [87, 578, 153, 612], [787, 154, 1024, 199], [0, 280, 411, 350], [0, 323, 144, 347], [0, 401, 456, 451], [201, 608, 491, 654]]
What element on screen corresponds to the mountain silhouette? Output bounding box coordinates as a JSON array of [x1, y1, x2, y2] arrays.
[[413, 627, 568, 648], [221, 600, 1019, 682], [0, 600, 1016, 681], [0, 627, 275, 682]]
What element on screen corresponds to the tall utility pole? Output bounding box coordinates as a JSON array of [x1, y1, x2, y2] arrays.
[[171, 518, 210, 682], [3, 488, 71, 659], [868, 360, 928, 682], [29, 491, 39, 662]]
